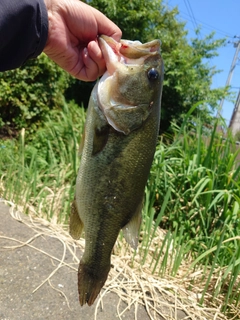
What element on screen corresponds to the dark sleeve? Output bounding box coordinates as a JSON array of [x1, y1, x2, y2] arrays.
[[0, 0, 48, 71]]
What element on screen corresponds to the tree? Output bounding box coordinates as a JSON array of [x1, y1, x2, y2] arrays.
[[86, 0, 227, 132], [0, 54, 70, 137]]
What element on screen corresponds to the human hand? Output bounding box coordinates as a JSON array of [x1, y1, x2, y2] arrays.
[[43, 0, 122, 81]]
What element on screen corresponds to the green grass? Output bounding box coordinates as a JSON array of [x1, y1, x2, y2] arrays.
[[0, 101, 85, 223], [140, 111, 240, 315], [0, 102, 239, 316]]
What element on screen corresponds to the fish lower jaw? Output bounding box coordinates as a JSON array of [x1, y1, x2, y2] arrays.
[[78, 260, 110, 306]]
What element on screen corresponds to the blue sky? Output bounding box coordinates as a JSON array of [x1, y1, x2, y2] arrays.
[[166, 0, 240, 125]]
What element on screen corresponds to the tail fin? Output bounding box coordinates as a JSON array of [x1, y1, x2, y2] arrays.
[[78, 260, 110, 306]]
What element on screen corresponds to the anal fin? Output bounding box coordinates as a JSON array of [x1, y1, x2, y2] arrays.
[[69, 199, 84, 239]]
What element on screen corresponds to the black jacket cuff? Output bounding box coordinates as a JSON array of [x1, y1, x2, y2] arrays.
[[0, 0, 48, 71]]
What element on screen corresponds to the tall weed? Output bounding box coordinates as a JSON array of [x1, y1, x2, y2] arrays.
[[0, 101, 85, 222], [142, 114, 240, 313]]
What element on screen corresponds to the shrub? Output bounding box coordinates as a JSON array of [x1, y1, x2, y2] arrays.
[[0, 54, 70, 137]]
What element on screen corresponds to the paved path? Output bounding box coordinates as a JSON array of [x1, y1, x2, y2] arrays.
[[0, 202, 152, 320], [0, 202, 192, 320], [0, 202, 160, 320]]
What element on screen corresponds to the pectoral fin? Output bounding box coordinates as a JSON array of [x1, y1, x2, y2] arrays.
[[69, 199, 84, 239], [92, 125, 110, 156], [122, 200, 143, 250]]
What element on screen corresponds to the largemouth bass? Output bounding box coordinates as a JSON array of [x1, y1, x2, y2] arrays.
[[70, 35, 164, 306]]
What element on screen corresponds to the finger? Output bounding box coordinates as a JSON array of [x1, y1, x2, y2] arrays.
[[72, 1, 122, 42], [87, 40, 106, 75], [78, 47, 101, 81], [90, 6, 122, 41]]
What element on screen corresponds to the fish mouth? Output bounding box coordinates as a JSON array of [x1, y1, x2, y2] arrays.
[[99, 35, 161, 75], [97, 35, 162, 135]]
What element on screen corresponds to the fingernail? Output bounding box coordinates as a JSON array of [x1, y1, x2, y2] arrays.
[[83, 47, 88, 58]]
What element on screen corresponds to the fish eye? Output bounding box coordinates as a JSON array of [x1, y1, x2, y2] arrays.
[[147, 68, 159, 81]]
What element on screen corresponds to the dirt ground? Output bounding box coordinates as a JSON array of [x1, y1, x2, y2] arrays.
[[0, 201, 212, 320]]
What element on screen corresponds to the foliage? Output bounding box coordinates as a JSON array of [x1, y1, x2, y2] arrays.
[[142, 109, 240, 314], [148, 109, 240, 259], [0, 54, 70, 136]]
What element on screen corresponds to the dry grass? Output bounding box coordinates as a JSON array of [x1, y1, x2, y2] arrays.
[[1, 199, 236, 320]]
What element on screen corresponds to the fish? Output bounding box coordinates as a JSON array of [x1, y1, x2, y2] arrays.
[[69, 35, 164, 306]]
